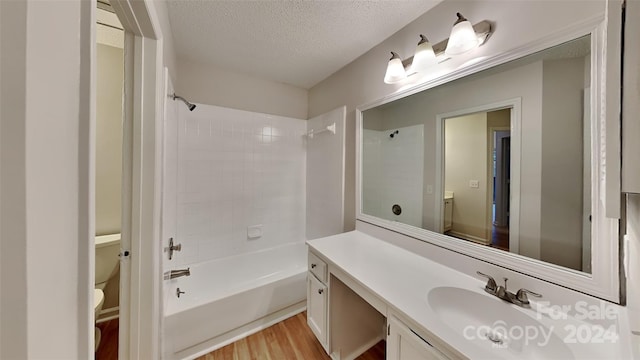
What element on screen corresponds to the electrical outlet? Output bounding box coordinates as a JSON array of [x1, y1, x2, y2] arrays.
[[469, 180, 480, 188]]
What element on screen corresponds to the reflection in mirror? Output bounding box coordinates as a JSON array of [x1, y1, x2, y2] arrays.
[[361, 35, 592, 273], [443, 109, 511, 250], [362, 125, 424, 227]]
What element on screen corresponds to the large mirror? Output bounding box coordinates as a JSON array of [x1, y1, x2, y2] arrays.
[[358, 28, 619, 301]]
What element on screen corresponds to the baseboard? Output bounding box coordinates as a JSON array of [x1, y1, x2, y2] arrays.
[[96, 306, 119, 323], [172, 301, 306, 360], [446, 230, 489, 245]]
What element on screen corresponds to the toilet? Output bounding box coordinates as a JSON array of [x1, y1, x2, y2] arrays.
[[95, 233, 121, 350], [94, 288, 105, 351]]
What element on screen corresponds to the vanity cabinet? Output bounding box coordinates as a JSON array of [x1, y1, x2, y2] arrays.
[[307, 252, 329, 350], [387, 315, 449, 360]]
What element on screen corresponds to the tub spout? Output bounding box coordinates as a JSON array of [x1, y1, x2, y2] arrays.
[[168, 268, 190, 279]]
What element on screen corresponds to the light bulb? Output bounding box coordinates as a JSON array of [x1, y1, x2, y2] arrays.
[[411, 35, 437, 74], [384, 52, 407, 84], [445, 13, 479, 56]]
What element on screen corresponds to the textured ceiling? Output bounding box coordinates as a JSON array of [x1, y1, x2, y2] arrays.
[[166, 0, 441, 89]]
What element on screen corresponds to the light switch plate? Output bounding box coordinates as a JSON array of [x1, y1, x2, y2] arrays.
[[469, 180, 480, 188]]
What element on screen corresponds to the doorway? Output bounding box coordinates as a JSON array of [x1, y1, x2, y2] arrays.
[[489, 127, 511, 251], [436, 99, 521, 254], [90, 0, 167, 358], [95, 2, 124, 358]]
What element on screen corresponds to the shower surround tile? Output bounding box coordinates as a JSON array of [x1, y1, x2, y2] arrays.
[[172, 104, 307, 266]]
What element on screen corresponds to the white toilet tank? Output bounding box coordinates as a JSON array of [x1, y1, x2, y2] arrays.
[[95, 233, 121, 289]]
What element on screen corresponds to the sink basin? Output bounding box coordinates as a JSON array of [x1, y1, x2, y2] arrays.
[[427, 287, 573, 359]]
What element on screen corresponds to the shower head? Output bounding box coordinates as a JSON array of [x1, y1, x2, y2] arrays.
[[172, 93, 196, 111]]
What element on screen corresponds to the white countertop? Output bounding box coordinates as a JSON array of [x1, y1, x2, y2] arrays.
[[307, 230, 634, 360]]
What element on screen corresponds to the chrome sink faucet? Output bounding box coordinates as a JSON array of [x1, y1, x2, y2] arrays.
[[476, 271, 541, 307]]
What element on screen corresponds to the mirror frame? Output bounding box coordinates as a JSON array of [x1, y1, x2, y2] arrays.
[[356, 17, 620, 303]]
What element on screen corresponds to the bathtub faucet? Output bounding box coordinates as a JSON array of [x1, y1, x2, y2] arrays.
[[168, 268, 190, 279]]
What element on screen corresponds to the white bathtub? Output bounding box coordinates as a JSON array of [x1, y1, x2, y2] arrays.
[[164, 242, 307, 359]]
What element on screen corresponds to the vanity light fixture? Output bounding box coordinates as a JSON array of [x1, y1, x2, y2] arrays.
[[383, 13, 492, 84], [445, 12, 480, 56], [410, 35, 437, 74], [384, 52, 408, 84]]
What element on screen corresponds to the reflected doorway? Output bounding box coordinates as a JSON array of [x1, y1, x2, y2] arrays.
[[490, 128, 510, 251], [439, 102, 519, 254]]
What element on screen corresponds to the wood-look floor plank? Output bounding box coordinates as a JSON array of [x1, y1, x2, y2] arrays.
[[355, 340, 386, 360], [234, 338, 251, 360], [219, 342, 235, 360], [96, 318, 119, 360], [247, 330, 271, 360], [272, 321, 300, 359], [201, 311, 383, 360], [262, 325, 286, 360]]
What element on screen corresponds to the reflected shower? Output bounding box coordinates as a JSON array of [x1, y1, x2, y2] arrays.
[[172, 93, 196, 111]]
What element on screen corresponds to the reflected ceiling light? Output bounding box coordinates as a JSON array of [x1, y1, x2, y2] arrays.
[[445, 13, 480, 56], [411, 35, 437, 74], [384, 52, 407, 84]]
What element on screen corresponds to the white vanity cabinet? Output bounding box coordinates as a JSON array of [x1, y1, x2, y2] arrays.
[[307, 251, 329, 350], [387, 315, 449, 360]]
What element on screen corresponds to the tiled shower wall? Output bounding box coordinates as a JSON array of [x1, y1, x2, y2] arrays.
[[169, 104, 307, 266], [362, 125, 424, 228]]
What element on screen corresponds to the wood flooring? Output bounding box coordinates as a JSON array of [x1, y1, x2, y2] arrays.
[[198, 311, 386, 360], [96, 318, 119, 360], [94, 311, 385, 360], [490, 224, 509, 251]]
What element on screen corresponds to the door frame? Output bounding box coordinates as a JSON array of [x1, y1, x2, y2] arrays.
[[435, 98, 521, 253], [108, 0, 166, 358], [486, 127, 511, 247]]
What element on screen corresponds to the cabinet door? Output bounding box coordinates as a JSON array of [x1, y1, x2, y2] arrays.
[[307, 273, 328, 346], [387, 316, 448, 360]]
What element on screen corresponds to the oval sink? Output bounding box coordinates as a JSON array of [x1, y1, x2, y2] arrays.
[[427, 286, 573, 359]]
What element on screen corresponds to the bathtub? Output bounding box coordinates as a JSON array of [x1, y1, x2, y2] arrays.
[[164, 242, 308, 359]]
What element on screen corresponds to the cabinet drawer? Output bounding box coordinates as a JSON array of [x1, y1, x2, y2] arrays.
[[308, 251, 327, 283]]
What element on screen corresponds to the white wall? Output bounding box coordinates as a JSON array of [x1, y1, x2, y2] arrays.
[[96, 43, 124, 236], [1, 0, 93, 357], [539, 57, 587, 271], [622, 3, 640, 350], [176, 59, 308, 120], [306, 107, 346, 239], [153, 0, 179, 81], [309, 0, 605, 233], [169, 104, 307, 267]]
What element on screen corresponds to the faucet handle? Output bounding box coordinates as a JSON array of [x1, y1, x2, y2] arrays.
[[515, 288, 542, 305], [476, 271, 498, 294]]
